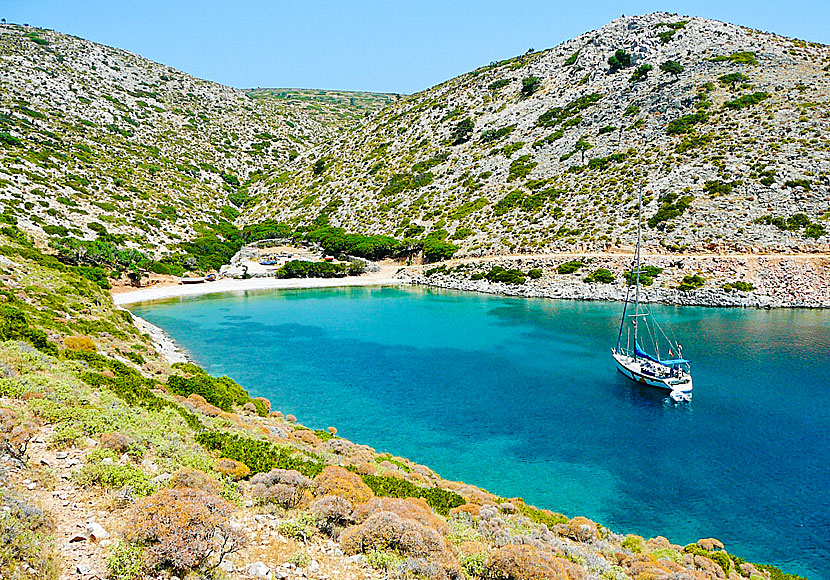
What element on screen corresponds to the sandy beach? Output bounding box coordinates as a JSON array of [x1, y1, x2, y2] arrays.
[[112, 266, 404, 305]]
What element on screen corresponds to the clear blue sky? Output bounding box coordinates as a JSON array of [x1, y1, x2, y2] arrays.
[[1, 0, 828, 94]]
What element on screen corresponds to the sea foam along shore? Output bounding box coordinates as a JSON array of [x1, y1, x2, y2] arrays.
[[112, 269, 402, 306]]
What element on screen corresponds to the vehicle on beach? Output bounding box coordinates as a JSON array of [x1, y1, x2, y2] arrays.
[[612, 192, 693, 402]]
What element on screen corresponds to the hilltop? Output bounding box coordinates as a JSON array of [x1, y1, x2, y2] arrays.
[[246, 13, 830, 256]]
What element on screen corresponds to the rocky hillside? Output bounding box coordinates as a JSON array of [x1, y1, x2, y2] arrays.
[[246, 13, 830, 256], [0, 23, 378, 253]]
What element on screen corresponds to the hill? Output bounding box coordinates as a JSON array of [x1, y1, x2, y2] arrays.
[[245, 13, 830, 256]]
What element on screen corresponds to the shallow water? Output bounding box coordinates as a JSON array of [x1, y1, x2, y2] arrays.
[[132, 286, 830, 579]]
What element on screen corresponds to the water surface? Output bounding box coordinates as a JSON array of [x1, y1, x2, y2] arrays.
[[132, 286, 830, 579]]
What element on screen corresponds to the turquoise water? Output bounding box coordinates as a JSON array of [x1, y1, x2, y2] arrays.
[[132, 286, 830, 580]]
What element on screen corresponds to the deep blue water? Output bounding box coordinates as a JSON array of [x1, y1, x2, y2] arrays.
[[132, 286, 830, 580]]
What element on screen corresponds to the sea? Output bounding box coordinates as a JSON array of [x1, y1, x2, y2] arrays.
[[131, 285, 830, 580]]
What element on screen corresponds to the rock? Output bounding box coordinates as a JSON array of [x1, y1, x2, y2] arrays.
[[55, 451, 68, 459], [69, 534, 87, 543], [85, 522, 110, 541], [218, 559, 234, 572], [247, 561, 272, 579], [309, 560, 321, 573], [76, 563, 92, 574], [698, 537, 725, 551]]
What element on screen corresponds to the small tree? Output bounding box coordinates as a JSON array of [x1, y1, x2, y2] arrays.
[[312, 158, 326, 175], [450, 118, 474, 145], [575, 138, 594, 163], [630, 64, 653, 82], [608, 49, 632, 73], [660, 60, 684, 79], [520, 76, 542, 98]]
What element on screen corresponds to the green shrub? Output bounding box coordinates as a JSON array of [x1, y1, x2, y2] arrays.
[[622, 535, 644, 553], [557, 261, 583, 274], [107, 541, 145, 580], [648, 192, 694, 229], [666, 113, 707, 135], [537, 93, 602, 127], [584, 268, 615, 284], [241, 220, 293, 242], [564, 50, 580, 66], [678, 274, 705, 291], [0, 305, 57, 355], [722, 281, 754, 292], [660, 60, 684, 78], [630, 64, 653, 82], [480, 124, 516, 143], [624, 265, 663, 286], [423, 230, 458, 263], [724, 92, 770, 110], [520, 76, 542, 98], [166, 371, 249, 413], [710, 51, 758, 65], [784, 179, 811, 191], [488, 79, 510, 91], [450, 118, 474, 145], [527, 268, 542, 279], [360, 474, 464, 516], [303, 226, 405, 260], [275, 260, 350, 279], [481, 266, 526, 284], [507, 155, 537, 181], [73, 462, 155, 496], [195, 431, 324, 478], [718, 73, 749, 88], [517, 503, 568, 529], [608, 49, 632, 72]]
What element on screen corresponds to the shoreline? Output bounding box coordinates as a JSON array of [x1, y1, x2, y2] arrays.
[[112, 271, 402, 305]]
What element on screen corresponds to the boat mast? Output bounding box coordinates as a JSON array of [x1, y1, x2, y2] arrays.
[[633, 190, 644, 358]]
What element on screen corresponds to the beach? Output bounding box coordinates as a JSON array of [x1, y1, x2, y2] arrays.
[[112, 266, 403, 305]]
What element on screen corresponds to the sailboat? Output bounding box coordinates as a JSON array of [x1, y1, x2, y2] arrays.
[[611, 191, 693, 402]]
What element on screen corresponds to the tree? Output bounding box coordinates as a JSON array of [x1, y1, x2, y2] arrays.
[[575, 138, 594, 163], [450, 118, 474, 145], [520, 76, 542, 98], [630, 64, 653, 82], [608, 49, 632, 73], [660, 60, 684, 79]]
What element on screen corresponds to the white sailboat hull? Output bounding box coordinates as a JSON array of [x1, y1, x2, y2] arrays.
[[612, 352, 693, 393]]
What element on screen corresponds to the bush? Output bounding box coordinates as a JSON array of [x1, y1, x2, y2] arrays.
[[608, 49, 632, 72], [630, 64, 653, 82], [171, 467, 220, 494], [520, 76, 542, 98], [722, 281, 754, 292], [275, 260, 349, 279], [666, 112, 707, 135], [106, 541, 145, 580], [648, 192, 694, 229], [166, 370, 249, 413], [678, 274, 705, 291], [724, 92, 770, 110], [584, 268, 615, 284], [241, 220, 293, 242], [64, 336, 96, 352], [624, 265, 663, 286], [423, 230, 458, 263], [527, 268, 542, 279], [100, 432, 133, 454], [481, 266, 526, 285], [660, 60, 684, 77], [0, 488, 60, 579], [126, 488, 244, 573], [195, 431, 324, 477], [215, 458, 250, 479], [486, 544, 579, 580], [361, 474, 464, 516], [623, 534, 644, 553], [340, 511, 459, 577], [310, 495, 354, 535], [250, 468, 312, 507], [0, 408, 37, 463], [73, 462, 155, 497], [557, 260, 583, 274], [0, 305, 58, 355], [314, 466, 374, 503], [451, 118, 474, 145]]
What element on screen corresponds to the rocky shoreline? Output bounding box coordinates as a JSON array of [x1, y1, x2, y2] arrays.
[[125, 309, 191, 364], [401, 254, 830, 308]]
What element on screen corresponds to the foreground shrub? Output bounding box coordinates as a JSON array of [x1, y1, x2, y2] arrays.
[[557, 260, 583, 274], [354, 497, 448, 535], [311, 495, 354, 535], [251, 468, 312, 507], [0, 488, 60, 580], [74, 462, 155, 497], [126, 488, 244, 574], [166, 368, 249, 413], [485, 544, 578, 580], [0, 408, 37, 464], [100, 432, 133, 454], [171, 467, 220, 494], [340, 511, 460, 578], [678, 274, 705, 291], [106, 540, 145, 580], [63, 336, 96, 352], [314, 466, 374, 503]]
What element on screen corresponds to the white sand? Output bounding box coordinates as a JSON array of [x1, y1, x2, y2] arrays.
[[113, 268, 405, 305]]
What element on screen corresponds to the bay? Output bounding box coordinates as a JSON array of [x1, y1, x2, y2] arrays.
[[131, 285, 830, 580]]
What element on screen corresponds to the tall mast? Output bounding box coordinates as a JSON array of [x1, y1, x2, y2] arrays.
[[633, 190, 643, 356]]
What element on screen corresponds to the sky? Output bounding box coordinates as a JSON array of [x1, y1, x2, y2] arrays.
[[1, 0, 828, 94]]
